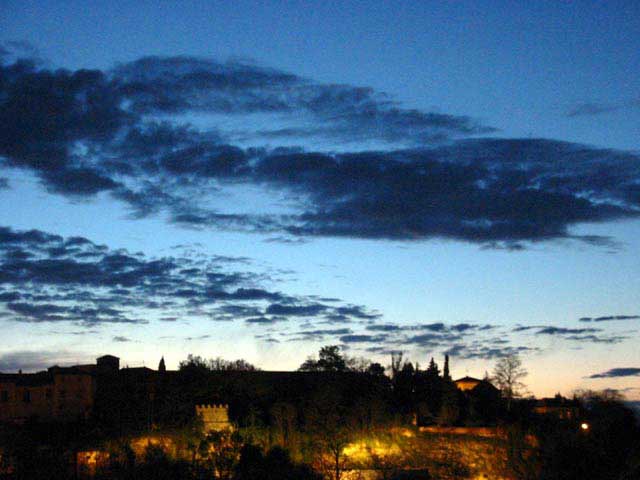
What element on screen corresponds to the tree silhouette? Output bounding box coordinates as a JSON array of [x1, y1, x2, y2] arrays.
[[235, 444, 321, 480], [270, 402, 298, 450], [307, 387, 355, 480], [442, 354, 451, 381], [366, 362, 386, 377], [179, 354, 259, 372], [523, 390, 640, 480], [197, 430, 243, 479], [426, 358, 439, 378], [492, 355, 528, 410], [437, 382, 460, 425], [390, 351, 404, 380], [298, 346, 347, 372], [158, 356, 166, 373]]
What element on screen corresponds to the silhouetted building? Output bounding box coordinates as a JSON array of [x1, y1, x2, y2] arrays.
[[534, 395, 580, 419], [0, 366, 94, 423], [96, 354, 119, 374], [2, 354, 501, 430], [0, 355, 121, 424], [454, 376, 484, 392]]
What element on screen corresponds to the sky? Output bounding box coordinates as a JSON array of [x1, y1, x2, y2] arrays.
[[0, 0, 639, 400]]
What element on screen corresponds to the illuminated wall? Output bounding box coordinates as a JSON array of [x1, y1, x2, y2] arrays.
[[196, 404, 232, 432]]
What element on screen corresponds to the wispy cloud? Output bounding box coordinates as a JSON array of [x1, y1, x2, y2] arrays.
[[588, 368, 640, 379], [112, 336, 133, 343], [579, 315, 640, 322], [566, 99, 640, 117], [512, 324, 629, 344]]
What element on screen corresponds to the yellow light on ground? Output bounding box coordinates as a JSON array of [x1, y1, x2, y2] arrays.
[[580, 422, 589, 431], [343, 438, 401, 460]]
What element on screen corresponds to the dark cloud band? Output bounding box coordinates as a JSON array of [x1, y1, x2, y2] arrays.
[[589, 368, 640, 379], [2, 49, 639, 249], [580, 315, 640, 322]]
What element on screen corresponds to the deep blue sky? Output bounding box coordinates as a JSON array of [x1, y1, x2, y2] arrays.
[[0, 0, 639, 398]]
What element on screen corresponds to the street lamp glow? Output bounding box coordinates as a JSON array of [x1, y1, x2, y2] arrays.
[[580, 422, 589, 431]]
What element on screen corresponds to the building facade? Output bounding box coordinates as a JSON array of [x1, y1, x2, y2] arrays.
[[454, 376, 484, 392], [0, 367, 94, 423]]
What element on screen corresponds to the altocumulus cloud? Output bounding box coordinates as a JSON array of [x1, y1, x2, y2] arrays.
[[0, 226, 380, 328], [512, 325, 629, 344], [1, 48, 640, 248], [273, 321, 532, 360]]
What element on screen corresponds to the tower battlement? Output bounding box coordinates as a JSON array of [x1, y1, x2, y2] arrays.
[[195, 404, 232, 432]]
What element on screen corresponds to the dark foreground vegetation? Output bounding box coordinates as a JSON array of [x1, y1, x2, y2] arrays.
[[1, 348, 639, 479]]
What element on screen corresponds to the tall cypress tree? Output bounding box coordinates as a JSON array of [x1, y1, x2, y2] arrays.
[[426, 357, 440, 377], [443, 354, 451, 381]]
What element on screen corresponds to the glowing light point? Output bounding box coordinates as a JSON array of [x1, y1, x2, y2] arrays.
[[580, 422, 589, 431]]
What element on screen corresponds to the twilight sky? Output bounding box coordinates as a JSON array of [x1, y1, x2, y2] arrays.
[[0, 0, 639, 400]]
